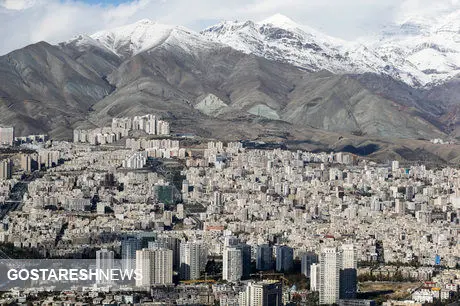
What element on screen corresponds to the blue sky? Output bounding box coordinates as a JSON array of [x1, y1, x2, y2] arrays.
[[0, 0, 458, 55]]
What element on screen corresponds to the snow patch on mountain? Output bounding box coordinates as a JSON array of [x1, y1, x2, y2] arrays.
[[201, 14, 405, 83], [202, 12, 460, 87], [90, 19, 175, 57], [65, 34, 118, 55], [369, 9, 460, 86], [88, 19, 219, 59], [65, 11, 459, 88]]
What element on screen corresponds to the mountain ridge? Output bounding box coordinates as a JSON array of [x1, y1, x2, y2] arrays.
[[0, 16, 458, 162], [202, 12, 460, 87]]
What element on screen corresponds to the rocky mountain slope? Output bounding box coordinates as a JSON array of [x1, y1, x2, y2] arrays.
[[0, 41, 113, 137], [82, 25, 443, 140], [0, 18, 458, 162]]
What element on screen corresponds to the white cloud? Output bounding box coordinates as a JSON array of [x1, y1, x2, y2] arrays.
[[0, 0, 458, 55], [0, 0, 40, 10], [102, 0, 151, 21], [0, 0, 156, 54]]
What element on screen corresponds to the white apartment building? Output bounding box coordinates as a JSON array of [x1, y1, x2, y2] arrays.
[[0, 127, 14, 146], [222, 246, 242, 282], [310, 263, 320, 292], [319, 247, 341, 305], [180, 241, 205, 280], [96, 248, 114, 285], [0, 159, 12, 180], [135, 248, 173, 287], [238, 280, 282, 306]]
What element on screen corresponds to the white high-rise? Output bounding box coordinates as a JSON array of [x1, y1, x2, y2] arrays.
[[136, 248, 173, 287], [20, 154, 31, 173], [395, 199, 406, 215], [154, 235, 181, 270], [214, 191, 223, 207], [341, 244, 357, 269], [0, 127, 14, 146], [180, 241, 206, 280], [0, 159, 12, 180], [223, 246, 243, 282], [310, 263, 320, 291], [319, 244, 358, 304], [96, 248, 114, 285], [392, 160, 400, 172], [319, 247, 341, 305]]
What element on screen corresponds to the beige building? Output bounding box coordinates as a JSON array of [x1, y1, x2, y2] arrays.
[[239, 280, 282, 306], [20, 154, 31, 173], [0, 159, 12, 179], [136, 248, 173, 287], [0, 127, 14, 146]]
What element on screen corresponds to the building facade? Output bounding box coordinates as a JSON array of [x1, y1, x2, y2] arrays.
[[180, 241, 205, 280], [301, 252, 318, 278], [0, 127, 14, 146], [223, 246, 243, 282], [319, 247, 341, 304], [256, 244, 273, 271], [239, 280, 282, 306], [275, 245, 293, 272], [96, 248, 114, 285], [135, 248, 173, 287]]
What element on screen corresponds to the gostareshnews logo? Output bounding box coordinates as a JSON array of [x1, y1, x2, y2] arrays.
[[0, 259, 151, 292]]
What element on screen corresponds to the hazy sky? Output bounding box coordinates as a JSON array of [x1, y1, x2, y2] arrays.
[[0, 0, 459, 55]]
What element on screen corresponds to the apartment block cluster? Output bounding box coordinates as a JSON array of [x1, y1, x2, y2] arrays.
[[125, 138, 185, 161], [15, 134, 48, 145], [0, 126, 48, 147], [94, 235, 286, 305], [73, 114, 170, 145], [0, 133, 459, 305], [0, 150, 60, 181], [1, 159, 181, 255], [181, 142, 460, 268], [114, 235, 208, 286]]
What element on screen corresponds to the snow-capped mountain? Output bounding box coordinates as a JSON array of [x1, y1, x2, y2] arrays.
[[370, 9, 460, 86], [64, 12, 459, 88], [3, 14, 460, 160], [201, 14, 383, 74], [202, 13, 460, 87], [65, 34, 116, 54], [89, 19, 214, 58]]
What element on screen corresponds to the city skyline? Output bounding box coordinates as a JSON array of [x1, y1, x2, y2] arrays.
[[0, 1, 459, 304]]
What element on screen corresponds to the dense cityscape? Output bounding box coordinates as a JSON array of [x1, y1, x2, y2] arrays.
[[0, 113, 458, 305], [1, 0, 460, 304]]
